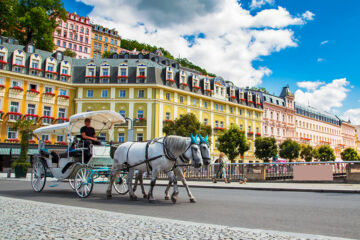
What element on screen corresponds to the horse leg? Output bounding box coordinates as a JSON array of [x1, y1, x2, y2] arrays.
[[133, 171, 140, 192], [176, 168, 196, 203], [164, 179, 172, 200], [167, 170, 179, 204], [106, 166, 119, 199], [147, 169, 158, 202], [138, 172, 148, 199], [127, 169, 138, 201]]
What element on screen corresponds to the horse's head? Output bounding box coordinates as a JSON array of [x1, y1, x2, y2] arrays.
[[182, 133, 202, 168], [198, 134, 211, 166]]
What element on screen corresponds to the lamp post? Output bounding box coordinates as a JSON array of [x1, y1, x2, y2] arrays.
[[125, 117, 137, 142]]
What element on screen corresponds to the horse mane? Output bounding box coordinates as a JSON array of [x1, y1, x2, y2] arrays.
[[165, 135, 189, 156]]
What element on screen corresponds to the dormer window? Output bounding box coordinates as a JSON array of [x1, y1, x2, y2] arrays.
[[179, 71, 187, 88], [26, 44, 34, 53], [166, 67, 174, 85], [88, 68, 95, 76], [192, 74, 200, 92], [248, 92, 254, 104], [47, 63, 54, 72], [0, 46, 8, 70], [136, 63, 147, 83], [239, 90, 245, 102]]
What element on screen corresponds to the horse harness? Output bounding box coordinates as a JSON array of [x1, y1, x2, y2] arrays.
[[124, 137, 186, 174]]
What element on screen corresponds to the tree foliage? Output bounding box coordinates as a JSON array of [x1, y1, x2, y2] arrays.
[[0, 0, 67, 51], [341, 148, 359, 161], [279, 139, 300, 162], [300, 144, 315, 162], [175, 58, 216, 77], [254, 137, 277, 162], [316, 145, 336, 162], [11, 120, 36, 170], [250, 87, 269, 94], [162, 113, 211, 139], [102, 51, 114, 58], [217, 126, 250, 162], [63, 48, 76, 57]]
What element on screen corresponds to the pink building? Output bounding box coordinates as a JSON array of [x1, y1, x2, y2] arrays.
[[53, 12, 92, 59], [262, 86, 296, 143]]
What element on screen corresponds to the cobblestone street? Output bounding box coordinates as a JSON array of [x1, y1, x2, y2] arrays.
[[0, 196, 350, 240]]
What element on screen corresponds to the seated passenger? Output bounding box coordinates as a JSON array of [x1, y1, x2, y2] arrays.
[[80, 118, 100, 145]]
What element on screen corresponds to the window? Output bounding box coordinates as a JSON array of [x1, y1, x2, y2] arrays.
[[165, 112, 171, 120], [166, 93, 171, 101], [57, 135, 64, 142], [29, 84, 37, 90], [7, 127, 17, 139], [204, 101, 208, 108], [59, 89, 67, 96], [215, 121, 219, 127], [256, 113, 259, 119], [84, 47, 87, 53], [42, 135, 49, 141], [230, 107, 233, 114], [193, 99, 196, 106], [43, 106, 51, 116], [215, 104, 219, 111], [15, 56, 23, 65], [57, 40, 60, 46], [240, 124, 243, 131], [248, 126, 251, 132], [136, 133, 143, 142], [58, 108, 66, 118], [79, 46, 82, 52], [101, 90, 108, 98], [62, 42, 66, 48], [139, 68, 146, 76], [73, 44, 77, 50], [105, 37, 108, 43], [10, 102, 19, 112], [44, 87, 53, 93], [27, 104, 36, 115], [120, 68, 127, 76], [137, 110, 144, 119], [204, 119, 208, 125], [119, 90, 126, 98], [239, 109, 243, 115], [87, 90, 93, 97], [111, 39, 114, 44], [180, 96, 184, 104], [102, 68, 109, 76], [47, 63, 54, 72], [80, 36, 83, 42], [220, 105, 224, 112], [115, 40, 118, 45], [104, 46, 107, 52], [119, 110, 126, 118], [248, 111, 251, 118], [138, 90, 145, 98], [99, 35, 102, 41], [118, 133, 125, 143]]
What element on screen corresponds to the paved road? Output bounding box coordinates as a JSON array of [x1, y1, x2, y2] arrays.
[[1, 179, 359, 239]]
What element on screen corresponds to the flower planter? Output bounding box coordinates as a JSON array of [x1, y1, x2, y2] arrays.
[[58, 95, 69, 99], [15, 165, 28, 178]]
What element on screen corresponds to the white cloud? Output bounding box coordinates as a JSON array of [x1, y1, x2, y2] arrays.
[[82, 0, 314, 87], [320, 40, 328, 45], [302, 10, 315, 20], [250, 0, 274, 9], [343, 109, 360, 125], [297, 80, 325, 91], [317, 58, 325, 62], [294, 78, 350, 112]]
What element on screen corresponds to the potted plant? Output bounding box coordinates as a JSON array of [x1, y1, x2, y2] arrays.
[[11, 120, 35, 178]]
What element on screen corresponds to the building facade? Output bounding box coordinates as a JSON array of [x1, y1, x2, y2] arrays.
[[53, 12, 92, 59], [0, 39, 263, 163], [90, 25, 121, 59], [262, 86, 296, 143]]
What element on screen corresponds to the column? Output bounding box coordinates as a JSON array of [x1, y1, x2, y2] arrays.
[[147, 88, 152, 99], [110, 88, 115, 99], [158, 102, 163, 137], [147, 102, 152, 140]]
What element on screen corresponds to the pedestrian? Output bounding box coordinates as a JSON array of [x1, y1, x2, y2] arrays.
[[213, 152, 229, 183]]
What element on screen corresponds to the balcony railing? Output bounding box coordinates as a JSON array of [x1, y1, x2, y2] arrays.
[[7, 112, 22, 121], [41, 116, 54, 124]]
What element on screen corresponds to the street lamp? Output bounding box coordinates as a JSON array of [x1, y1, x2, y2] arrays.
[[125, 117, 138, 142]]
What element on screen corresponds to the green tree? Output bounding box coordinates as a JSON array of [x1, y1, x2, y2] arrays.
[[254, 137, 277, 162], [162, 113, 211, 138], [300, 144, 315, 162], [0, 0, 18, 36], [341, 148, 359, 161], [63, 48, 76, 57], [279, 139, 300, 162], [7, 0, 67, 51], [11, 120, 36, 175], [317, 145, 336, 162], [217, 126, 250, 162], [102, 51, 114, 58]]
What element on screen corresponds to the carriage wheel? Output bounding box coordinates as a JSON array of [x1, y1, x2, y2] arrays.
[[74, 167, 94, 198], [113, 173, 129, 195], [68, 179, 75, 190], [31, 160, 46, 192]]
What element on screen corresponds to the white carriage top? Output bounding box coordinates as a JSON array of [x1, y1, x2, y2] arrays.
[[34, 110, 126, 136]]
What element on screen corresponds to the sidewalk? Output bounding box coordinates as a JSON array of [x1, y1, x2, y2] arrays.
[[1, 172, 359, 193]]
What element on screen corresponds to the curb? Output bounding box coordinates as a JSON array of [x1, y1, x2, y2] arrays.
[[144, 183, 360, 194]]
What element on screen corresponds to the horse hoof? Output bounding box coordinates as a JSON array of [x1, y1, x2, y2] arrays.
[[165, 196, 170, 200], [143, 194, 148, 199], [106, 195, 112, 200], [148, 199, 155, 203], [190, 198, 196, 203], [171, 197, 177, 204], [130, 196, 138, 201]]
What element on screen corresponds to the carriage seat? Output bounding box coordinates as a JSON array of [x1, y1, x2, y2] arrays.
[[50, 150, 82, 163], [39, 149, 50, 158]]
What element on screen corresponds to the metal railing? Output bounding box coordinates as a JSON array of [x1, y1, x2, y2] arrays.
[[156, 161, 359, 181]]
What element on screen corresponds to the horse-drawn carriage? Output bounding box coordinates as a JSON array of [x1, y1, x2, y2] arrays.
[[31, 110, 129, 198], [31, 110, 211, 203]]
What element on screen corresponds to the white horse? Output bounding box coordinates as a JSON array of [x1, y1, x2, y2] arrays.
[[106, 135, 203, 203], [134, 134, 211, 203]]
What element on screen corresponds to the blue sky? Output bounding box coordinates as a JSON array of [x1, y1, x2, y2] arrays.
[[62, 0, 360, 123]]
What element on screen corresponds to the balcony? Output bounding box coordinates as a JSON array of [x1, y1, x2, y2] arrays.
[[134, 118, 147, 127], [26, 89, 40, 101], [193, 85, 201, 93], [7, 112, 22, 122], [24, 114, 39, 122], [42, 92, 55, 104], [41, 116, 54, 125], [4, 138, 19, 143], [56, 117, 69, 123], [57, 95, 70, 106]]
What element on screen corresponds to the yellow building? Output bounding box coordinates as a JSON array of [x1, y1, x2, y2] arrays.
[[0, 38, 75, 147], [90, 24, 121, 59]]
